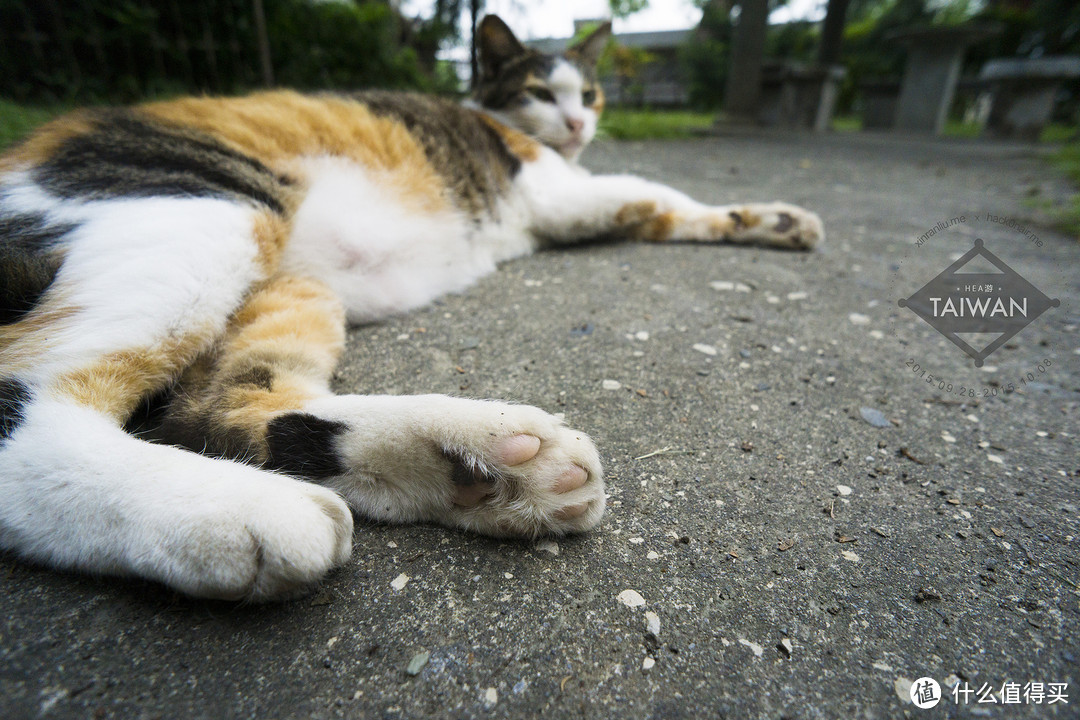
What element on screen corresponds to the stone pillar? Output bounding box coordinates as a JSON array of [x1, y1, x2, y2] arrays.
[[888, 24, 1000, 135]]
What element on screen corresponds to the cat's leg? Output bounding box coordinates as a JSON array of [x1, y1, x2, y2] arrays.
[[519, 156, 824, 249], [0, 200, 353, 600], [161, 274, 606, 538]]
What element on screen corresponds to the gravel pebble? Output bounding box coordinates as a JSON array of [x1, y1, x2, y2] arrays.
[[618, 589, 647, 608], [859, 407, 891, 428]]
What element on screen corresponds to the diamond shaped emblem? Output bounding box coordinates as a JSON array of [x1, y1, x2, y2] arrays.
[[898, 239, 1059, 366]]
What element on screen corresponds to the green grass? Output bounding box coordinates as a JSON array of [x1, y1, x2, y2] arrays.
[[598, 109, 715, 141], [0, 98, 69, 151], [1048, 139, 1080, 237]]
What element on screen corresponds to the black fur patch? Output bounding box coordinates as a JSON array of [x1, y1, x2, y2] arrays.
[[35, 111, 287, 214], [0, 378, 31, 443], [443, 448, 494, 487], [474, 53, 556, 111], [352, 91, 522, 215], [265, 412, 349, 480], [0, 213, 73, 324]]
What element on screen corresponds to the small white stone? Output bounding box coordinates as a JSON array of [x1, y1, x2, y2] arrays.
[[869, 330, 885, 340], [396, 333, 410, 341], [787, 291, 808, 301], [872, 662, 894, 672], [642, 657, 656, 671], [942, 433, 956, 443], [766, 295, 780, 304], [779, 638, 794, 656], [635, 331, 650, 341], [387, 541, 398, 548], [841, 550, 860, 562], [895, 677, 913, 702], [836, 484, 853, 496], [617, 589, 646, 608], [980, 365, 998, 373], [629, 537, 645, 544], [987, 454, 1004, 464], [536, 540, 559, 556], [710, 281, 735, 291], [504, 572, 514, 579], [646, 551, 660, 560], [738, 638, 764, 657], [390, 573, 410, 590], [645, 611, 660, 637], [750, 404, 759, 411], [1036, 431, 1048, 437], [484, 688, 498, 707], [966, 414, 979, 423], [692, 343, 718, 356], [978, 440, 990, 448], [826, 375, 836, 383], [848, 313, 871, 325], [602, 379, 622, 390]]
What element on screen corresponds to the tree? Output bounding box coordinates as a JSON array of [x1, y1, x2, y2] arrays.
[[723, 0, 769, 118]]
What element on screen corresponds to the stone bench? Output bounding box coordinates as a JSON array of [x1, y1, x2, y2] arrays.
[[979, 56, 1080, 140]]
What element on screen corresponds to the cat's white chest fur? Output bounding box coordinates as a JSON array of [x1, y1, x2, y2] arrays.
[[283, 156, 531, 324]]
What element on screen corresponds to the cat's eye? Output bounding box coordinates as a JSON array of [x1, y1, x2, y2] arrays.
[[527, 86, 556, 104], [582, 89, 597, 106]]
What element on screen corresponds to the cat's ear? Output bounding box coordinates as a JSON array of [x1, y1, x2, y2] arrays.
[[477, 15, 526, 78], [566, 21, 612, 68]]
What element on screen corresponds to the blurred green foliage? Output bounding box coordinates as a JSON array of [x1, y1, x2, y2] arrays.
[[0, 0, 458, 105]]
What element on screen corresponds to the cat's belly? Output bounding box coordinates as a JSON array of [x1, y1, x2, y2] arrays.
[[282, 156, 499, 324]]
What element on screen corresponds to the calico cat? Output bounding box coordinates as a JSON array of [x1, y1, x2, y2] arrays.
[[0, 15, 823, 601]]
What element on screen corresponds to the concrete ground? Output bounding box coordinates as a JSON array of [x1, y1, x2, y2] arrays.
[[2, 131, 1078, 720]]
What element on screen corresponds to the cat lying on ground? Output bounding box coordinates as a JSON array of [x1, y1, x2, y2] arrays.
[[0, 15, 823, 600]]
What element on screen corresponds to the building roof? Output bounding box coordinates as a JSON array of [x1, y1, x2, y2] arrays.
[[525, 28, 692, 54]]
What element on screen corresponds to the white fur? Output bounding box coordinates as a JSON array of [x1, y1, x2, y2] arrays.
[[283, 156, 499, 323], [0, 183, 263, 381], [0, 397, 353, 600]]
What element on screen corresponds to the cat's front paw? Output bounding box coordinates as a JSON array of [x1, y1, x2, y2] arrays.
[[164, 471, 354, 601], [737, 202, 825, 249], [315, 396, 605, 538]]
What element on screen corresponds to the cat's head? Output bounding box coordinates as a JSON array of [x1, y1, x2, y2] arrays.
[[472, 15, 611, 161]]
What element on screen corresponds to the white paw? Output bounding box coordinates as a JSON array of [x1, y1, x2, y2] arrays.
[[313, 395, 605, 538], [159, 470, 354, 601], [745, 202, 825, 249]]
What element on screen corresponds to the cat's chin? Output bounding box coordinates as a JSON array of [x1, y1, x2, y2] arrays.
[[554, 138, 586, 161]]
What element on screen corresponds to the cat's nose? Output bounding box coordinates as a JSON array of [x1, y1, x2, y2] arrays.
[[565, 117, 585, 134]]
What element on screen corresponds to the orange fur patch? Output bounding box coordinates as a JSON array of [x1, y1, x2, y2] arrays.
[[251, 212, 291, 275], [479, 115, 541, 162], [614, 201, 676, 242], [167, 275, 347, 455], [639, 212, 678, 242], [615, 201, 658, 227], [52, 330, 215, 422], [141, 91, 449, 213]]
